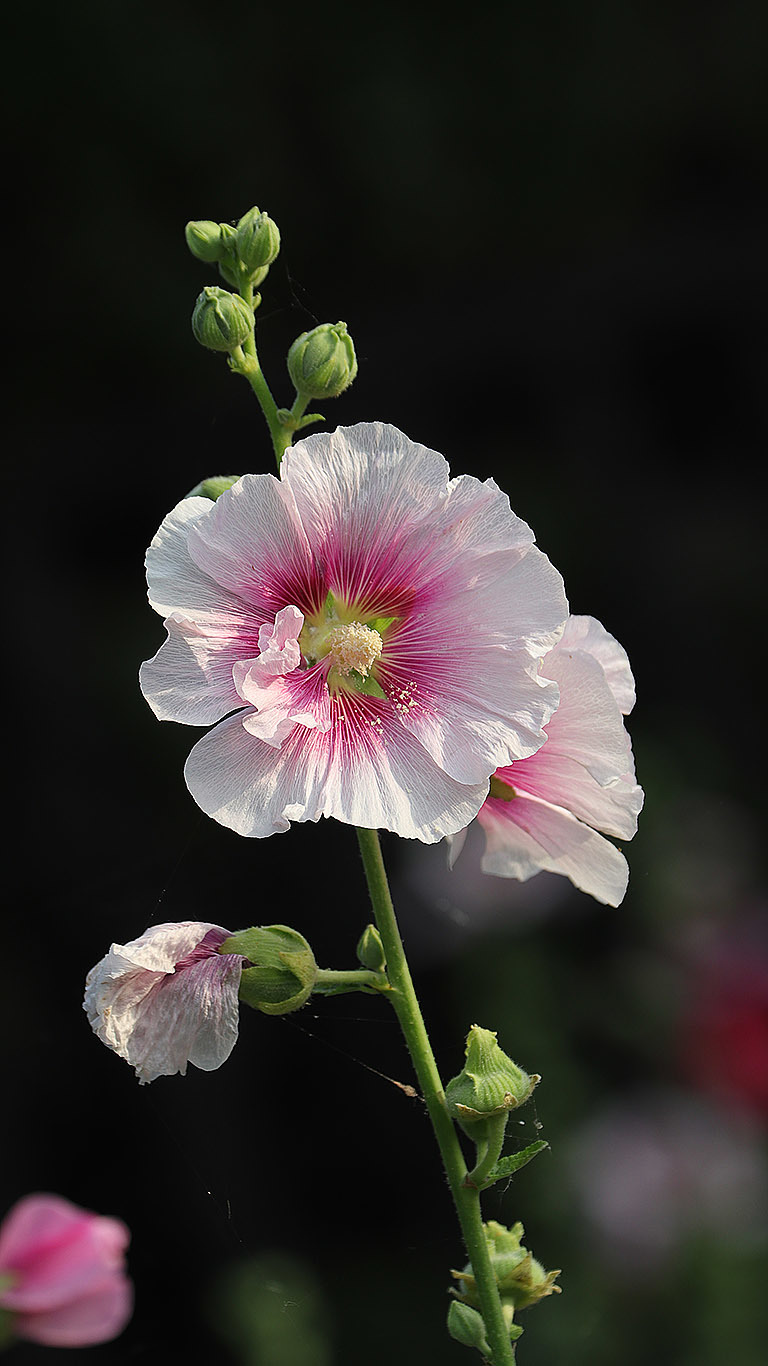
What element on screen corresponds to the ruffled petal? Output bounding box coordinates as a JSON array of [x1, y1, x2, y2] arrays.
[[186, 472, 322, 618], [145, 495, 255, 628], [559, 615, 636, 714], [478, 795, 630, 907], [184, 699, 489, 842], [140, 613, 252, 724], [83, 923, 242, 1084]]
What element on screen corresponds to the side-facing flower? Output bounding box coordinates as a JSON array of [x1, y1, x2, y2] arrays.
[[139, 422, 568, 842], [451, 615, 643, 906], [84, 922, 247, 1084], [0, 1194, 132, 1347]]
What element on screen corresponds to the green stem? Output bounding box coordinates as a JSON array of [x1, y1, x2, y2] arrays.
[[355, 827, 516, 1366], [466, 1112, 509, 1190], [229, 282, 294, 467], [314, 967, 390, 995]]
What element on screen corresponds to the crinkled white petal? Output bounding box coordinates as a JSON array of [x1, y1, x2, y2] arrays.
[[478, 794, 630, 907], [145, 496, 255, 627], [83, 922, 241, 1084], [140, 614, 248, 725], [184, 705, 489, 842], [557, 615, 636, 714]]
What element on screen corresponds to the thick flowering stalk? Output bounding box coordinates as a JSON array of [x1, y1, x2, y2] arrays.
[[451, 614, 643, 905], [84, 921, 246, 1083], [139, 422, 568, 842], [0, 1195, 132, 1348]]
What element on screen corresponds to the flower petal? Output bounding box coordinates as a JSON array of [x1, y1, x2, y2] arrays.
[[184, 699, 489, 842], [186, 472, 322, 617], [478, 794, 630, 907], [140, 613, 251, 725], [559, 615, 636, 714], [83, 923, 242, 1084]]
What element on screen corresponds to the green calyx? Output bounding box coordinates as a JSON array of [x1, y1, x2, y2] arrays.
[[221, 925, 317, 1015], [287, 321, 358, 400], [445, 1025, 539, 1131], [192, 286, 254, 352], [452, 1221, 561, 1314]]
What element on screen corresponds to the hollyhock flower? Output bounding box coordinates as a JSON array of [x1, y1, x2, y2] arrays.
[[0, 1194, 132, 1347], [84, 921, 246, 1084], [451, 615, 643, 906], [139, 422, 568, 841]]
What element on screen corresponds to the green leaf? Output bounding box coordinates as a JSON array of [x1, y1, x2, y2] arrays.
[[477, 1140, 549, 1190], [348, 669, 387, 698], [365, 614, 398, 635], [489, 775, 517, 802]]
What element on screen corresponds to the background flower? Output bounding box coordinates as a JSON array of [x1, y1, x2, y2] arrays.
[[0, 1195, 132, 1347], [84, 922, 246, 1084], [452, 615, 643, 905], [140, 422, 568, 842]]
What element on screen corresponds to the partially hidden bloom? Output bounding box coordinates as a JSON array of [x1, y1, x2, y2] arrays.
[[83, 922, 246, 1083], [451, 615, 643, 906], [139, 422, 568, 841], [0, 1194, 132, 1347]]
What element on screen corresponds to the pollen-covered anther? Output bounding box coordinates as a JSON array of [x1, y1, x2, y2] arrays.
[[326, 622, 383, 677]]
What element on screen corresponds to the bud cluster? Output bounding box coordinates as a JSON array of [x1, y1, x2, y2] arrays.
[[185, 205, 281, 291]]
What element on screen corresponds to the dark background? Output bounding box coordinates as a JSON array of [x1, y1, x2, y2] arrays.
[[5, 2, 768, 1363]]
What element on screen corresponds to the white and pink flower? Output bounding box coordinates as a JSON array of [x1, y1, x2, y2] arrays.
[[84, 921, 246, 1084], [0, 1194, 132, 1347], [139, 423, 568, 841], [452, 615, 643, 906]]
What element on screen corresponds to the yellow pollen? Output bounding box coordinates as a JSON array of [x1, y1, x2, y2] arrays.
[[326, 622, 383, 677]]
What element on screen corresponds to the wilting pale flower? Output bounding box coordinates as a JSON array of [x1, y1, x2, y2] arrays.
[[139, 423, 568, 841], [84, 921, 246, 1083], [451, 615, 643, 906], [0, 1194, 132, 1347]]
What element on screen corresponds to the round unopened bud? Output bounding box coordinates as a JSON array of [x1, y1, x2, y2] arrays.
[[287, 321, 358, 400], [236, 206, 281, 272], [185, 219, 224, 263], [192, 286, 253, 352], [221, 924, 317, 1015], [445, 1025, 538, 1131], [446, 1301, 489, 1355], [356, 924, 386, 973]]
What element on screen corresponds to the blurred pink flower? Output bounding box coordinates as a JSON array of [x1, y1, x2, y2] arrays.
[[451, 615, 643, 905], [0, 1194, 132, 1347], [84, 921, 246, 1084], [568, 1089, 768, 1273], [139, 422, 568, 841]]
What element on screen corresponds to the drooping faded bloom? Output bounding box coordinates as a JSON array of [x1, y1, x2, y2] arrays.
[[0, 1194, 132, 1347], [139, 423, 568, 841], [452, 615, 643, 906], [84, 922, 246, 1083]]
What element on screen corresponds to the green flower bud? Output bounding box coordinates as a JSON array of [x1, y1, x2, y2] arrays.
[[185, 219, 226, 263], [192, 286, 253, 352], [452, 1221, 561, 1313], [236, 206, 281, 272], [356, 924, 386, 973], [287, 321, 358, 400], [185, 475, 242, 501], [446, 1301, 489, 1355], [445, 1026, 539, 1131], [220, 925, 317, 1015]]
